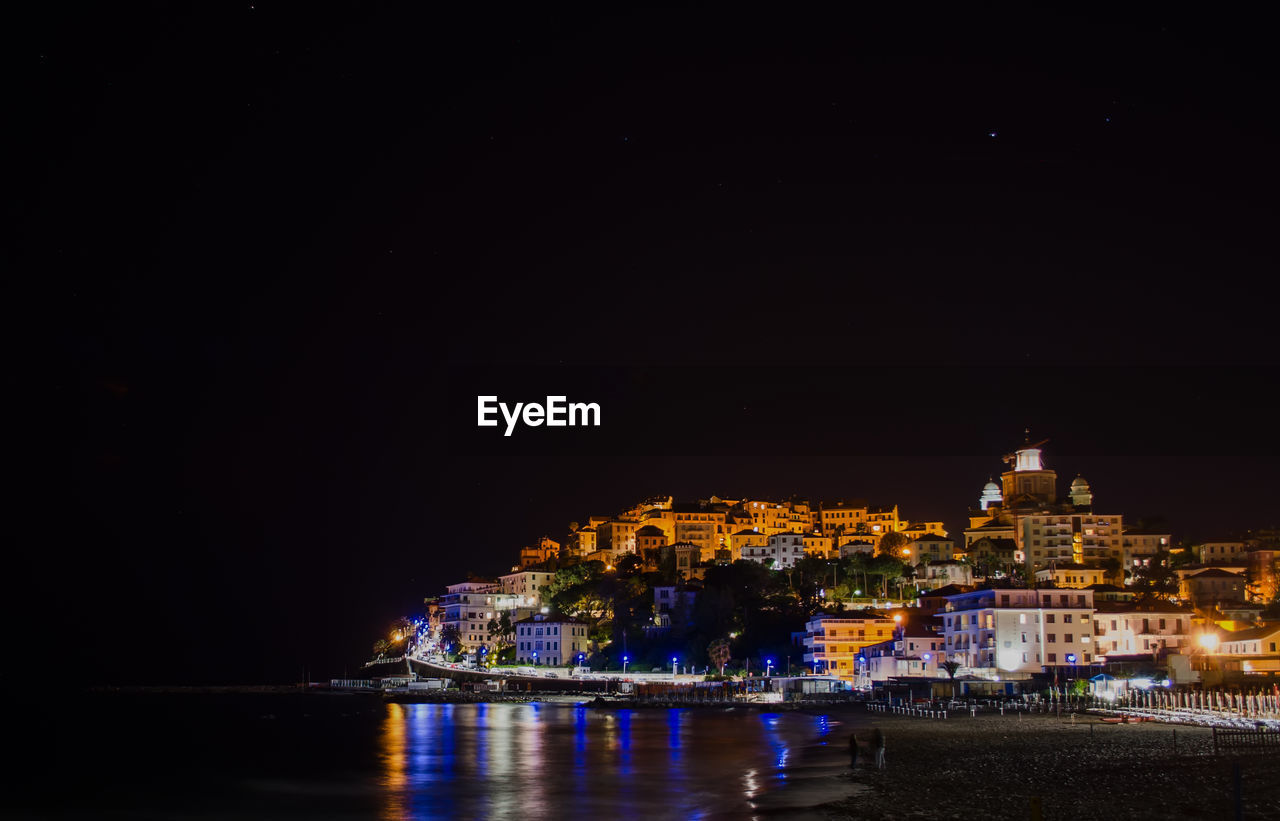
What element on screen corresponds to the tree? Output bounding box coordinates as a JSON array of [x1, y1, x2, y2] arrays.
[[390, 617, 414, 645], [707, 638, 731, 676], [372, 638, 391, 658], [486, 611, 515, 658], [616, 552, 645, 577], [942, 659, 962, 698], [439, 624, 461, 653], [868, 555, 906, 597], [545, 561, 605, 601], [1100, 556, 1124, 586], [877, 531, 911, 557], [1132, 550, 1179, 599]]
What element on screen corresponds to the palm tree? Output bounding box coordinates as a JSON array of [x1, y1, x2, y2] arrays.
[[439, 624, 462, 655], [372, 638, 391, 658], [942, 659, 962, 699], [390, 617, 414, 645], [707, 638, 731, 676]]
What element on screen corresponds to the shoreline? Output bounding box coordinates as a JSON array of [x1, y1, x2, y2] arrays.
[[789, 706, 1280, 820]]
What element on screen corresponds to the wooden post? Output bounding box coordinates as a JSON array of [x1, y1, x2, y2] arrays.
[[1233, 759, 1243, 821]]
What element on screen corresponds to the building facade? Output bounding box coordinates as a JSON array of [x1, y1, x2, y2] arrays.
[[939, 587, 1097, 677], [514, 613, 589, 666], [802, 612, 895, 680]]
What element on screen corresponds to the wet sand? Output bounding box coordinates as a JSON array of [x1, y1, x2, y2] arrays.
[[756, 706, 1280, 820]]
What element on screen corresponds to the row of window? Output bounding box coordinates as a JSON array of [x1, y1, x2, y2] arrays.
[[518, 640, 579, 651], [516, 625, 586, 637], [1097, 618, 1185, 634]]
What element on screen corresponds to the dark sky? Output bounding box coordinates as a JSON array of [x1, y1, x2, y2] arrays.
[[17, 7, 1278, 684]]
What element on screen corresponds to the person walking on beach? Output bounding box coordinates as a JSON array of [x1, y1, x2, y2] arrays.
[[848, 732, 859, 769], [871, 727, 886, 769]]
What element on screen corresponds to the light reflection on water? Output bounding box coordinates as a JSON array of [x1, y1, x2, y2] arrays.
[[377, 703, 829, 820]]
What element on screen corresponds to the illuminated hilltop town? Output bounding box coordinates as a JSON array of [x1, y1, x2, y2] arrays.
[[377, 435, 1279, 698]]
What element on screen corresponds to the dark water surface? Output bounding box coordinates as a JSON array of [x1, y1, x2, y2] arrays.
[[6, 693, 855, 819]]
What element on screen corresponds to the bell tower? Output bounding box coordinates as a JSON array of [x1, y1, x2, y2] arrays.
[[1000, 430, 1057, 507]]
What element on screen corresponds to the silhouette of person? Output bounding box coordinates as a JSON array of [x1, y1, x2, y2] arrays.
[[848, 732, 859, 768], [871, 727, 886, 769]]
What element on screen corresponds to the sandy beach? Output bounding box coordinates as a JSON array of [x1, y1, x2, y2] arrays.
[[750, 705, 1280, 820]]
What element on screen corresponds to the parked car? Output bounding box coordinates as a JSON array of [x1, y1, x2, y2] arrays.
[[544, 671, 559, 678]]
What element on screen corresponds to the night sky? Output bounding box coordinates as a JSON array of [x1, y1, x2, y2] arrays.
[[18, 8, 1278, 685]]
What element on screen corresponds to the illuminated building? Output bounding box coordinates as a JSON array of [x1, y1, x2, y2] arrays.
[[1092, 601, 1194, 657], [802, 611, 896, 681], [634, 524, 668, 563], [1120, 527, 1171, 572], [788, 500, 813, 533], [813, 499, 871, 540], [909, 535, 955, 562], [518, 536, 561, 568], [514, 612, 589, 666], [1198, 538, 1256, 563], [566, 522, 597, 557], [837, 539, 876, 559], [768, 533, 806, 568], [1246, 548, 1280, 602], [1179, 567, 1248, 607], [739, 499, 795, 535], [866, 505, 900, 537], [863, 621, 947, 683], [964, 435, 1127, 573], [441, 580, 522, 653], [1033, 564, 1107, 588], [572, 495, 934, 568], [728, 528, 767, 562], [916, 560, 973, 590], [1218, 624, 1280, 656], [801, 533, 834, 558], [498, 570, 555, 608], [939, 587, 1096, 677], [901, 521, 948, 540], [671, 501, 730, 561], [962, 537, 1020, 576], [737, 532, 808, 568], [671, 541, 702, 578], [596, 520, 640, 559]]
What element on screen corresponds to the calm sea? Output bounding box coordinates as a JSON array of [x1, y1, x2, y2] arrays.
[[5, 693, 857, 819]]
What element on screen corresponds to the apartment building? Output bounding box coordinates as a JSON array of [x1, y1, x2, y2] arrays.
[[939, 587, 1097, 677]]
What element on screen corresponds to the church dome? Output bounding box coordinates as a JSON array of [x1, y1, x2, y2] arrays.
[[1069, 475, 1093, 506], [978, 479, 1003, 511]]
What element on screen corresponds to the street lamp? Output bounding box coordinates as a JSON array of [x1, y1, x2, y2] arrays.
[[532, 651, 538, 666], [622, 654, 629, 674], [577, 652, 585, 669], [672, 656, 678, 677], [766, 658, 774, 677]]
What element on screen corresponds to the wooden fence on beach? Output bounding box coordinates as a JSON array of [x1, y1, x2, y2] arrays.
[[1212, 727, 1280, 756]]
